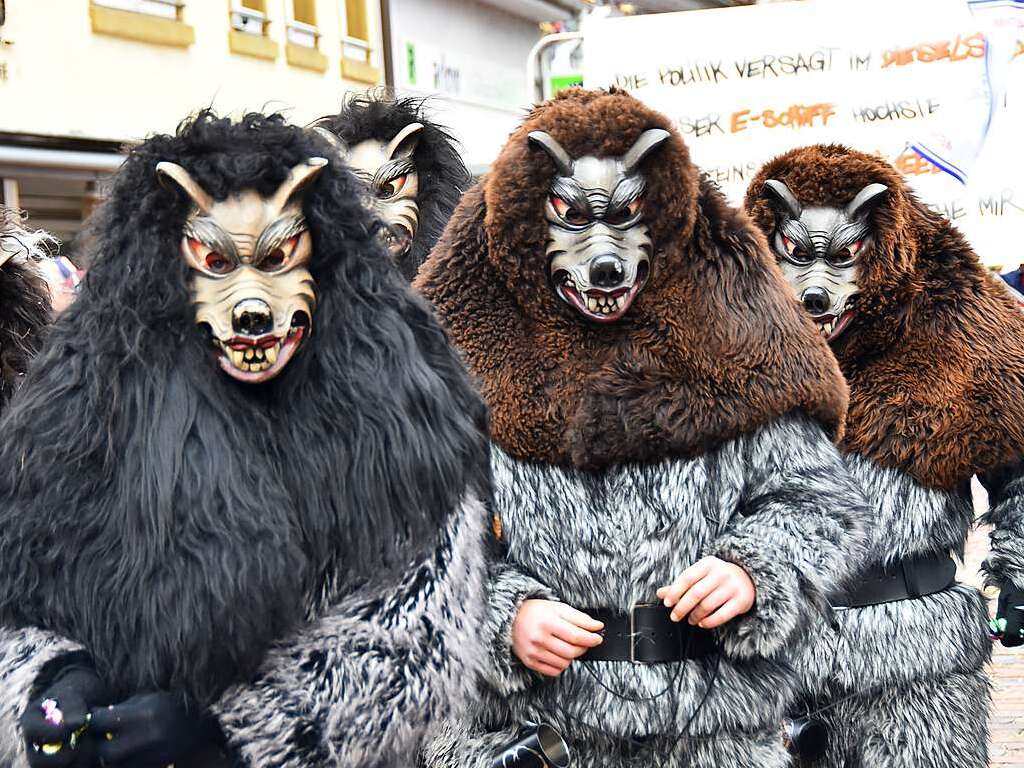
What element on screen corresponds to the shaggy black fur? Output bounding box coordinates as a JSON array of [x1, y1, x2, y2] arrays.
[[0, 208, 51, 411], [312, 89, 471, 279], [0, 112, 489, 708]]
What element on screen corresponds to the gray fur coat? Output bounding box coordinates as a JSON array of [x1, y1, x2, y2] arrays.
[[791, 454, 993, 699], [0, 492, 488, 768], [426, 413, 869, 767]]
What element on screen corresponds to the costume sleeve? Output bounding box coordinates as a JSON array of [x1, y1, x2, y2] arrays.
[[211, 491, 491, 768], [0, 627, 84, 768], [480, 559, 557, 697], [979, 459, 1024, 590], [708, 413, 868, 660]]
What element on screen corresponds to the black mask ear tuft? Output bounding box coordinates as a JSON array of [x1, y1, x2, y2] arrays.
[[762, 179, 802, 220]]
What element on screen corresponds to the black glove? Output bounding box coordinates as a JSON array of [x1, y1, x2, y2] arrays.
[[996, 583, 1024, 648], [22, 661, 106, 768], [90, 691, 223, 768]]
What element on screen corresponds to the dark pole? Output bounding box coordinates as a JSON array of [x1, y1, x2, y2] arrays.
[[379, 0, 394, 88]]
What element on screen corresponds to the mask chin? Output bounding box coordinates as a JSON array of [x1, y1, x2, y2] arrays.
[[203, 310, 310, 384]]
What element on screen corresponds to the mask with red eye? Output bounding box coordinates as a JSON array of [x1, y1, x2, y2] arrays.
[[188, 238, 236, 276], [378, 174, 408, 199], [550, 196, 589, 227], [258, 235, 300, 272], [603, 197, 643, 226], [780, 235, 812, 264], [831, 239, 863, 264]]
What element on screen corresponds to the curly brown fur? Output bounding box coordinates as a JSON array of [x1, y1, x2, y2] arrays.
[[313, 89, 470, 279], [416, 89, 847, 470], [745, 144, 1024, 490], [0, 208, 51, 411], [0, 112, 490, 708]]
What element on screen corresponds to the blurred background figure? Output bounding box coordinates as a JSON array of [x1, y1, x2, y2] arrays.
[[37, 254, 83, 313], [1000, 260, 1024, 293]]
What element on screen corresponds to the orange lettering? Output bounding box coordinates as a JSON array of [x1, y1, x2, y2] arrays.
[[731, 110, 750, 133]]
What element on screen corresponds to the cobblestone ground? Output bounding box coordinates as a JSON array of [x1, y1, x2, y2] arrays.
[[964, 481, 1024, 767]]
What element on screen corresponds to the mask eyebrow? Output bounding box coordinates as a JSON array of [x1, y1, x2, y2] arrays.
[[828, 221, 870, 257], [779, 219, 814, 256], [550, 176, 592, 217], [253, 214, 307, 261], [373, 157, 415, 189], [184, 218, 239, 262], [607, 174, 646, 217]]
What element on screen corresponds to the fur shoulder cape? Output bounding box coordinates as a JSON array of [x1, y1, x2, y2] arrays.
[[746, 144, 1024, 490], [0, 112, 489, 705], [416, 89, 846, 471]]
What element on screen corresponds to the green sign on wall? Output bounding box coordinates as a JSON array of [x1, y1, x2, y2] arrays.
[[550, 74, 583, 96], [406, 42, 417, 85]]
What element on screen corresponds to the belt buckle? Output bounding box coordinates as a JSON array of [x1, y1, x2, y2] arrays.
[[629, 602, 657, 665]]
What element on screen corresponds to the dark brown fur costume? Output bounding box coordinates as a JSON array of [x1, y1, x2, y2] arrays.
[[416, 89, 846, 470], [746, 144, 1024, 490]]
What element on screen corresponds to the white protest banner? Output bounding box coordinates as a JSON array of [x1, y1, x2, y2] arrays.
[[583, 0, 1023, 267]]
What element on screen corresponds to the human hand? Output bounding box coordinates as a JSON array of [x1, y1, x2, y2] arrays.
[[657, 556, 756, 629], [511, 599, 604, 676]]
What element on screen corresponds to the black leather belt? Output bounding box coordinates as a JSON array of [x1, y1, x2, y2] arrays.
[[831, 551, 957, 609], [579, 604, 715, 663]]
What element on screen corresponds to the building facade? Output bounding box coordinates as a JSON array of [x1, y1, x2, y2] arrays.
[[0, 0, 386, 244]]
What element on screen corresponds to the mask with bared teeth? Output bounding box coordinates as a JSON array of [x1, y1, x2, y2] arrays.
[[762, 178, 888, 343], [529, 128, 670, 323], [156, 157, 326, 383]]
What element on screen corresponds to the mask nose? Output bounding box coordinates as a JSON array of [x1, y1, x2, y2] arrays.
[[801, 287, 831, 316], [232, 298, 273, 336], [589, 255, 625, 289]]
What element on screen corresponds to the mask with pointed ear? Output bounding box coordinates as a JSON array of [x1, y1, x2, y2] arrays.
[[157, 158, 327, 384], [537, 128, 670, 324], [341, 122, 424, 263], [764, 180, 887, 344]]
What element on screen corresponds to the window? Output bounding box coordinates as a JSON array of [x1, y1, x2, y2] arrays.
[[344, 0, 368, 43], [340, 0, 378, 83], [288, 0, 318, 48], [285, 0, 327, 71], [93, 0, 184, 21], [90, 0, 194, 48], [230, 0, 269, 36]]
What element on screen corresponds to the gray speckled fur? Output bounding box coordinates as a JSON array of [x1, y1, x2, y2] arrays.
[[425, 413, 869, 767], [0, 628, 83, 768], [982, 465, 1024, 592], [792, 454, 992, 768], [0, 493, 488, 768]]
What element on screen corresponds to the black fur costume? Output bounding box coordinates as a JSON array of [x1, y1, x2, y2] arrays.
[[0, 113, 491, 767], [313, 90, 471, 279], [0, 207, 51, 412]]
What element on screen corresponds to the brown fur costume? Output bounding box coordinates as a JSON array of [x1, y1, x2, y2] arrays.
[[416, 89, 846, 469], [746, 145, 1024, 490]]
